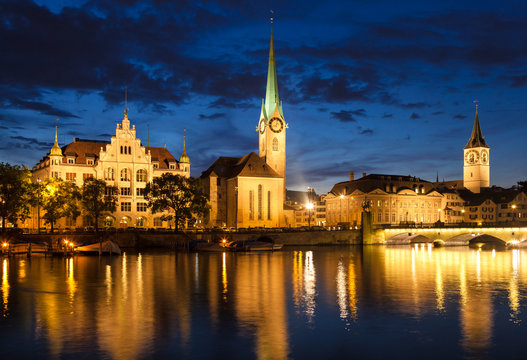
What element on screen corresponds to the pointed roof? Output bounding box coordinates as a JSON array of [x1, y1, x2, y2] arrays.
[[264, 23, 282, 120], [200, 152, 282, 179], [179, 136, 190, 163], [50, 125, 63, 156], [465, 110, 488, 149]]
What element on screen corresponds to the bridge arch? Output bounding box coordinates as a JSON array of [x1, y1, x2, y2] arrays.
[[387, 233, 433, 245]]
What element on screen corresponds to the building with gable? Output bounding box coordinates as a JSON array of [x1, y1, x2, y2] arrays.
[[200, 23, 288, 228], [30, 110, 189, 230]]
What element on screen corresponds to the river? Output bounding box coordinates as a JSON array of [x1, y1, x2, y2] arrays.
[[1, 245, 527, 359]]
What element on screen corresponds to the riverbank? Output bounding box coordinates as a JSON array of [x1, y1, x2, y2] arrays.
[[16, 229, 362, 249]]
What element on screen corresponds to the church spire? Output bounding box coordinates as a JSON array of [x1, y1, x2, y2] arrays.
[[179, 130, 190, 164], [464, 102, 488, 149], [50, 119, 62, 157], [264, 16, 280, 119]]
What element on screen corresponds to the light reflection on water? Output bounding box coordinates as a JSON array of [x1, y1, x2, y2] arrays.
[[1, 247, 527, 359]]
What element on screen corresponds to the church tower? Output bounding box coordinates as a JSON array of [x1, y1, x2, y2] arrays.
[[257, 19, 287, 180], [463, 104, 490, 193]]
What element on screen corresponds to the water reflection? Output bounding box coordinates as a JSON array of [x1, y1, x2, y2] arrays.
[[3, 247, 527, 359]]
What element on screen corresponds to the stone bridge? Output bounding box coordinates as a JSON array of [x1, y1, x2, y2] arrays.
[[376, 226, 527, 247]]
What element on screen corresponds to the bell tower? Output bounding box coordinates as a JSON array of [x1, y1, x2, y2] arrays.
[[257, 17, 287, 180], [463, 102, 490, 193]]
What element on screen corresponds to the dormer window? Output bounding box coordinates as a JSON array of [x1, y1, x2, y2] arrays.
[[153, 163, 159, 169], [169, 164, 175, 170], [68, 158, 75, 164], [87, 159, 94, 165]]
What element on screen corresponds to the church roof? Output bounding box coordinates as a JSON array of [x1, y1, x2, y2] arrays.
[[329, 173, 435, 196], [200, 152, 282, 179], [464, 111, 488, 149]]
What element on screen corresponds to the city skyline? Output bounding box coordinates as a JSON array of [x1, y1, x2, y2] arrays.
[[1, 0, 527, 193]]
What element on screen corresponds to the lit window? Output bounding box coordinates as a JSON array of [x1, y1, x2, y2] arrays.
[[137, 203, 147, 212], [136, 169, 147, 182], [120, 169, 129, 181], [120, 202, 131, 212], [120, 187, 131, 196]]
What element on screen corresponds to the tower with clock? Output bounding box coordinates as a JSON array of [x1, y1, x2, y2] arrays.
[[463, 104, 489, 193], [257, 20, 287, 181]]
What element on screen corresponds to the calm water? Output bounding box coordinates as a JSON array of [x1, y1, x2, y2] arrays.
[[1, 246, 527, 359]]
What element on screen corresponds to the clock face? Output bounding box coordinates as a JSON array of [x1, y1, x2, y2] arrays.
[[481, 150, 489, 164], [465, 150, 480, 164], [269, 117, 284, 133], [259, 119, 266, 134]]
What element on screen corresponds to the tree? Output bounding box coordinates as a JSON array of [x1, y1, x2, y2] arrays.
[[81, 178, 117, 232], [41, 178, 81, 232], [144, 174, 209, 232], [0, 163, 33, 231]]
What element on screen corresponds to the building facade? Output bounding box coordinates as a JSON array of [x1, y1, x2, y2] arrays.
[[29, 111, 189, 230]]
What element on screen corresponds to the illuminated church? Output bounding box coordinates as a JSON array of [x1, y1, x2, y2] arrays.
[[200, 23, 288, 228]]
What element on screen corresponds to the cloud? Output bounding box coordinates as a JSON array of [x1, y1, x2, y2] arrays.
[[330, 109, 366, 122], [199, 113, 226, 120], [410, 112, 421, 120], [358, 127, 374, 136], [382, 113, 393, 118], [453, 114, 467, 120]]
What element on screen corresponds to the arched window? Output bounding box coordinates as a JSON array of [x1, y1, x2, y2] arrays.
[[267, 190, 271, 220], [249, 190, 254, 220], [105, 167, 114, 180], [120, 146, 123, 154], [120, 168, 129, 181], [272, 137, 278, 151], [128, 146, 131, 154], [258, 185, 263, 220], [136, 169, 147, 182]]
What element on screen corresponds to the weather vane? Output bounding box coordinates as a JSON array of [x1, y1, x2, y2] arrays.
[[473, 99, 479, 112], [270, 9, 274, 23]]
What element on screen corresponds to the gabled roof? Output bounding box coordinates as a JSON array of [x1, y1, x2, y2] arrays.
[[465, 111, 488, 149], [329, 173, 435, 196], [200, 152, 282, 179]]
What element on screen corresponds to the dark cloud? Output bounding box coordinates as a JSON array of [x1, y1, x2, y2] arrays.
[[199, 113, 226, 120], [330, 109, 366, 122], [5, 97, 79, 119], [432, 111, 444, 115], [358, 127, 373, 136], [382, 113, 393, 118], [410, 112, 420, 120], [453, 114, 467, 120]]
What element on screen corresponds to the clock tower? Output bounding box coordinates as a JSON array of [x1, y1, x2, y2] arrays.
[[258, 20, 287, 180], [463, 105, 489, 193]]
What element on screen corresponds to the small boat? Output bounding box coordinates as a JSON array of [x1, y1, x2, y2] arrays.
[[227, 240, 283, 251], [189, 240, 226, 252], [76, 240, 121, 255]]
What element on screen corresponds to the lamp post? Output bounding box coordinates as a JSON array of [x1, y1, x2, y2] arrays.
[[306, 202, 314, 230], [512, 204, 517, 223], [37, 179, 41, 234]]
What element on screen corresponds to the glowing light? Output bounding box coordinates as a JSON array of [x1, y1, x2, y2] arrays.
[[222, 252, 228, 300], [336, 260, 348, 320], [304, 251, 316, 322], [1, 259, 8, 317]]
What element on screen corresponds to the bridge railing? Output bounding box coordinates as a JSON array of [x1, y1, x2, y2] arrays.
[[381, 220, 527, 230]]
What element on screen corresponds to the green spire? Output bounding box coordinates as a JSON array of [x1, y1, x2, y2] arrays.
[[464, 107, 488, 149], [264, 22, 280, 119]]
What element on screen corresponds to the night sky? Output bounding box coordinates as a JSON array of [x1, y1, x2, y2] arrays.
[[1, 0, 527, 193]]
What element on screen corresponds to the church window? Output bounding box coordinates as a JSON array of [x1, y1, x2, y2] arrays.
[[258, 185, 263, 220], [267, 191, 271, 220], [136, 169, 147, 182], [272, 138, 278, 151], [249, 190, 254, 220], [120, 168, 130, 181], [105, 168, 114, 180]]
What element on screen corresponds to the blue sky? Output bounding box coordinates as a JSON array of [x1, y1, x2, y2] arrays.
[[1, 0, 527, 193]]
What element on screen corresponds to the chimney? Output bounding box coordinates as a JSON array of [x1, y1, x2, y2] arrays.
[[349, 171, 355, 181], [362, 172, 366, 178]]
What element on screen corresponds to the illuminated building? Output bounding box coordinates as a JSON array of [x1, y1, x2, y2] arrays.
[[463, 105, 490, 193], [30, 111, 189, 229], [200, 23, 286, 228]]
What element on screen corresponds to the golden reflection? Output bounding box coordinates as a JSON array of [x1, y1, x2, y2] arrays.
[[222, 252, 228, 300], [1, 259, 8, 317], [336, 260, 348, 320], [348, 261, 357, 321], [435, 261, 444, 312], [18, 259, 26, 280], [105, 264, 112, 303], [304, 251, 316, 322], [292, 251, 303, 310], [122, 253, 127, 301], [66, 257, 76, 311]]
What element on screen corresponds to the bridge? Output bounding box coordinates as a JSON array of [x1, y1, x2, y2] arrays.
[[374, 225, 527, 247]]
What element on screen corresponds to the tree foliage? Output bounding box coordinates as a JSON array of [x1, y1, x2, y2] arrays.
[[41, 178, 81, 232], [144, 174, 209, 232], [0, 163, 33, 230], [81, 178, 118, 231]]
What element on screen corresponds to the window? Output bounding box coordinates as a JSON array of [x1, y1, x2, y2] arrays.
[[120, 146, 123, 154], [120, 187, 131, 196], [136, 188, 145, 196], [105, 187, 115, 196], [66, 217, 76, 227], [267, 191, 271, 220], [391, 213, 395, 222], [52, 171, 60, 178], [66, 172, 76, 181], [137, 203, 147, 212], [377, 212, 382, 222], [169, 164, 175, 169], [385, 212, 389, 222], [136, 169, 147, 182], [83, 173, 93, 181], [258, 185, 263, 220], [154, 217, 163, 227], [121, 202, 131, 212], [249, 190, 254, 220], [120, 169, 129, 181], [217, 178, 221, 186], [105, 168, 114, 180], [153, 163, 158, 169], [272, 137, 278, 151], [87, 159, 94, 165], [136, 217, 145, 227], [68, 158, 75, 164]]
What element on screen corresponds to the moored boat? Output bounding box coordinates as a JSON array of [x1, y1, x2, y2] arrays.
[[76, 240, 121, 255]]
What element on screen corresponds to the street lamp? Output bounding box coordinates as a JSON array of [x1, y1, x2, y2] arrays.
[[512, 204, 517, 223], [306, 202, 314, 229]]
